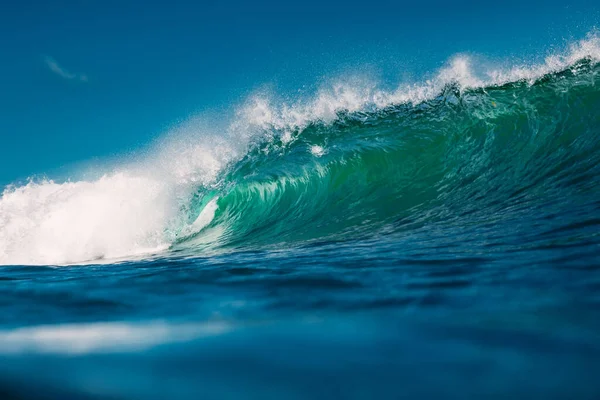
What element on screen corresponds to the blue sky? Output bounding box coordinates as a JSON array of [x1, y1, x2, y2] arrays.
[[0, 0, 598, 186]]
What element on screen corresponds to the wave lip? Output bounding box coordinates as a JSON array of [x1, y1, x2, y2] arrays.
[[236, 34, 600, 133]]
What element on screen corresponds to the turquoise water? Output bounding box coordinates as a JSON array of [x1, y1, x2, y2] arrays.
[[1, 37, 600, 399]]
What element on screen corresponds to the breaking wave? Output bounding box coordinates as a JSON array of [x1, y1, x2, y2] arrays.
[[2, 34, 600, 265]]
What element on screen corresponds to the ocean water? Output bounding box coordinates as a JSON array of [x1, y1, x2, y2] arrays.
[[1, 35, 600, 399]]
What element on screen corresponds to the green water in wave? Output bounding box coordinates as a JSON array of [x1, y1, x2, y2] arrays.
[[180, 61, 600, 250]]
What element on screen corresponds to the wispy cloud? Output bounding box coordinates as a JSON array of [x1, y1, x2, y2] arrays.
[[44, 56, 88, 82]]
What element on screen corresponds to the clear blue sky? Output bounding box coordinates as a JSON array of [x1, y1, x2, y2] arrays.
[[1, 0, 598, 186]]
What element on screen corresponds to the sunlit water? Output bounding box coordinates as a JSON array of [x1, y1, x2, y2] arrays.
[[1, 36, 600, 399]]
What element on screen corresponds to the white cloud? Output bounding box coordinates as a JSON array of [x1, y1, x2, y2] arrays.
[[44, 56, 88, 82]]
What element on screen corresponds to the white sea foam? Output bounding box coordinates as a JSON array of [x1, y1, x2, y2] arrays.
[[0, 121, 238, 266], [0, 174, 173, 265], [1, 34, 599, 266], [0, 321, 231, 354], [310, 145, 325, 157]]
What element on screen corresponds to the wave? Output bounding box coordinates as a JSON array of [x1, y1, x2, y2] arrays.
[[1, 34, 600, 265]]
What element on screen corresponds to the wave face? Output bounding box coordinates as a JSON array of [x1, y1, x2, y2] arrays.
[[1, 36, 600, 265]]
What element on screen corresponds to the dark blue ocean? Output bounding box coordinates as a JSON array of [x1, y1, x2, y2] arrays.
[[2, 35, 600, 399]]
